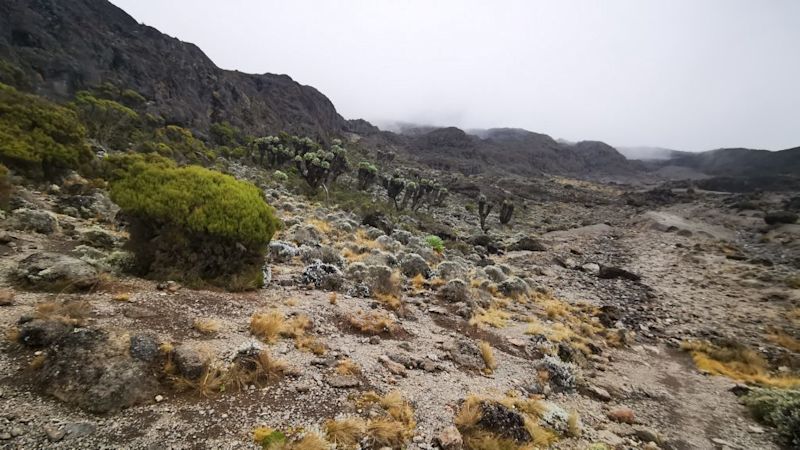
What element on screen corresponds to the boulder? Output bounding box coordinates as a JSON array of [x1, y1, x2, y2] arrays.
[[301, 261, 344, 291], [434, 426, 463, 450], [17, 252, 99, 292], [269, 241, 299, 263], [79, 227, 120, 249], [497, 277, 529, 298], [18, 319, 71, 347], [483, 266, 507, 283], [438, 279, 469, 303], [537, 355, 577, 392], [436, 260, 467, 281], [10, 208, 59, 234], [400, 253, 431, 278], [508, 236, 546, 252], [173, 345, 206, 380], [447, 339, 485, 371], [478, 402, 530, 442], [598, 266, 641, 281]]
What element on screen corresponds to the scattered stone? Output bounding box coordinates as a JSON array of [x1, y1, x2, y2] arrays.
[[584, 385, 612, 402], [173, 345, 206, 380], [326, 374, 360, 388], [43, 425, 65, 442], [608, 407, 636, 424], [379, 355, 407, 377], [155, 395, 164, 402], [598, 266, 641, 281], [508, 236, 546, 252], [434, 426, 463, 450], [580, 262, 601, 275], [0, 288, 14, 306]]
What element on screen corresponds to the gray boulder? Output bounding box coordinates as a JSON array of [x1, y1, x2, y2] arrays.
[[400, 253, 431, 278], [17, 252, 99, 292], [10, 208, 59, 234], [484, 266, 507, 283], [301, 261, 344, 291], [438, 279, 469, 303], [497, 276, 529, 298], [436, 260, 467, 281], [508, 236, 546, 252]]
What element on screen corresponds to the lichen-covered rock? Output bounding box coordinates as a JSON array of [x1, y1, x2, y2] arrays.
[[16, 252, 99, 292], [400, 253, 431, 278], [300, 245, 344, 267], [537, 355, 577, 392], [10, 208, 59, 234], [173, 344, 206, 380], [269, 240, 299, 263], [508, 236, 546, 252], [392, 229, 413, 245], [448, 339, 485, 371], [484, 265, 507, 283], [438, 279, 469, 303], [478, 402, 530, 442], [129, 334, 159, 362], [290, 224, 321, 246], [436, 260, 467, 281], [301, 261, 344, 291], [18, 319, 71, 347], [79, 226, 120, 249], [497, 276, 529, 298]]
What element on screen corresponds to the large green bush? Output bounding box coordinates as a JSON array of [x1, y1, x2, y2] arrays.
[[0, 83, 92, 178], [71, 91, 140, 149], [111, 163, 280, 290]]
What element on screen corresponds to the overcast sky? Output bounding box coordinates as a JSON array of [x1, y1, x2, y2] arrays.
[[110, 0, 799, 152]]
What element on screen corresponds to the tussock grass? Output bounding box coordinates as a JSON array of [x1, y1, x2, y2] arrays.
[[470, 306, 511, 329], [681, 340, 800, 388], [766, 330, 800, 352], [454, 393, 559, 449], [347, 310, 398, 336], [250, 310, 323, 353], [411, 273, 426, 292], [324, 418, 367, 449], [250, 310, 285, 343], [308, 218, 332, 234], [35, 299, 92, 326], [355, 391, 416, 448], [174, 349, 291, 395], [478, 340, 497, 374], [335, 358, 361, 376], [192, 318, 220, 335]]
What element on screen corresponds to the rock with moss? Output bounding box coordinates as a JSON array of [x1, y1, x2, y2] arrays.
[[110, 163, 279, 291], [16, 252, 99, 292], [10, 208, 59, 234]]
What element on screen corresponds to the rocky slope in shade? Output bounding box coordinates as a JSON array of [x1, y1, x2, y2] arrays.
[[355, 126, 644, 179], [665, 146, 800, 177], [0, 0, 347, 139]]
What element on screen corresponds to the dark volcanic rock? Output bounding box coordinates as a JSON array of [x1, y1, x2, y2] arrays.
[[764, 211, 798, 225], [598, 266, 641, 282], [477, 402, 530, 442]]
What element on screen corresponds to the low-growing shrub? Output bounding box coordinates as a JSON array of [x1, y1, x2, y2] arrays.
[[0, 163, 11, 210], [425, 235, 445, 253], [0, 83, 92, 179], [111, 163, 280, 290], [742, 388, 800, 447]]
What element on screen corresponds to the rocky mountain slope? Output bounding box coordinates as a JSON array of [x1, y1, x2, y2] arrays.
[[0, 0, 346, 139]]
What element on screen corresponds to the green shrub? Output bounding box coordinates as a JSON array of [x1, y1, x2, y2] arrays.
[[0, 83, 92, 179], [110, 163, 280, 290], [273, 170, 288, 183], [742, 388, 800, 447], [210, 121, 243, 147], [71, 91, 140, 149], [136, 125, 215, 165], [425, 235, 445, 253], [0, 163, 11, 210]]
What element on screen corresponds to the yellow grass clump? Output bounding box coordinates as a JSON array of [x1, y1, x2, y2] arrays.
[[347, 310, 398, 336], [681, 340, 800, 388], [411, 273, 426, 292], [470, 306, 511, 329], [250, 310, 285, 343], [335, 358, 361, 376], [478, 340, 497, 374], [454, 394, 559, 450], [766, 330, 800, 352], [308, 218, 332, 234], [324, 418, 367, 449], [192, 318, 220, 335]]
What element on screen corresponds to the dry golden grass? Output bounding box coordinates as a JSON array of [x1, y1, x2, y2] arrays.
[[228, 349, 289, 390], [411, 273, 426, 291], [766, 330, 800, 352], [354, 391, 416, 448], [250, 310, 285, 343], [29, 353, 47, 370], [374, 292, 402, 311], [293, 432, 329, 450], [347, 310, 398, 335], [112, 292, 131, 302], [429, 277, 447, 288], [282, 314, 312, 338], [478, 341, 497, 374], [295, 335, 327, 355], [335, 358, 361, 376], [681, 340, 800, 388], [567, 411, 582, 437], [308, 218, 332, 234], [172, 364, 228, 397], [469, 307, 511, 329], [342, 247, 369, 263], [192, 318, 220, 335], [35, 299, 92, 326], [367, 418, 411, 448], [329, 292, 338, 305], [455, 394, 558, 450], [325, 417, 367, 449]]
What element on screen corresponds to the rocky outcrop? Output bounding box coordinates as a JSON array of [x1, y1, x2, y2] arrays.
[[0, 0, 346, 139]]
